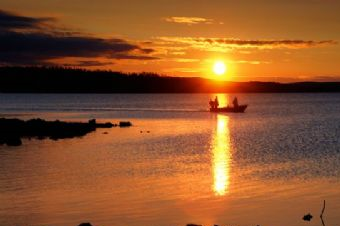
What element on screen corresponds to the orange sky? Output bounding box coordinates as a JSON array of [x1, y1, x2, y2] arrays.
[[1, 0, 340, 82]]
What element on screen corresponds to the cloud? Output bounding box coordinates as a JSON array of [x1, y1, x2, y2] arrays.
[[164, 17, 214, 25], [173, 58, 200, 63], [0, 9, 54, 31], [157, 37, 337, 52], [213, 39, 337, 48], [62, 60, 114, 67], [0, 31, 157, 65], [0, 9, 157, 65], [163, 67, 201, 73], [232, 60, 271, 65]]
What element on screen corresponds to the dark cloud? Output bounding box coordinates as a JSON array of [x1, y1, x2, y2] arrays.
[[0, 9, 53, 30], [204, 38, 337, 47], [158, 37, 337, 50], [139, 48, 155, 54], [62, 61, 114, 67], [0, 9, 157, 65]]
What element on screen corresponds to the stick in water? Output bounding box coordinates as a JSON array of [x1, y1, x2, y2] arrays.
[[320, 200, 326, 226]]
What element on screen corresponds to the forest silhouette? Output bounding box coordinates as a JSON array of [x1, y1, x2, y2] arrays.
[[0, 66, 340, 93]]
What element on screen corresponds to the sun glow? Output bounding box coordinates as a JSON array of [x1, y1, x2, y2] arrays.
[[213, 60, 227, 76]]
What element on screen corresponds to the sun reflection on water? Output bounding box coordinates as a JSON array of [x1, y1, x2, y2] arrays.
[[211, 113, 231, 196]]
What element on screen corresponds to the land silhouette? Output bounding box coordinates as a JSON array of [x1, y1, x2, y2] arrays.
[[0, 118, 132, 146], [0, 66, 340, 93]]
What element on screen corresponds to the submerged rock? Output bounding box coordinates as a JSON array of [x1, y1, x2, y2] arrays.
[[78, 223, 93, 226]]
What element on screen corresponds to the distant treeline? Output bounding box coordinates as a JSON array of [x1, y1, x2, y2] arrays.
[[0, 66, 340, 93]]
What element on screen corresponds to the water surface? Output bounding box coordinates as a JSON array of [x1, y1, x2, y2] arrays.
[[0, 93, 340, 226]]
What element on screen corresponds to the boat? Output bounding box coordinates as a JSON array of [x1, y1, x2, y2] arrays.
[[209, 97, 248, 113], [210, 104, 248, 113]]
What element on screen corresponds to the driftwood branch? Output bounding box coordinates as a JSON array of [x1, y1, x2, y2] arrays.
[[320, 200, 326, 226]]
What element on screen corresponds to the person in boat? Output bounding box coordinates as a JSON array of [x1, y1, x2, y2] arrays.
[[214, 96, 219, 108], [209, 96, 219, 109], [209, 99, 214, 109], [232, 97, 239, 108]]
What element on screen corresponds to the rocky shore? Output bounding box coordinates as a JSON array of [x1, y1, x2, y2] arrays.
[[0, 118, 132, 146]]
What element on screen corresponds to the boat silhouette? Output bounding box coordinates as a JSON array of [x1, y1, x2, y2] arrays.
[[209, 97, 248, 113], [209, 104, 248, 113]]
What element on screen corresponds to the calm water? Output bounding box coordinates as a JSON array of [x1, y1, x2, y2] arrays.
[[0, 94, 340, 226]]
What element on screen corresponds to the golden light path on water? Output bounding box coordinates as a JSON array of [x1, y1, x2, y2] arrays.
[[211, 95, 232, 196]]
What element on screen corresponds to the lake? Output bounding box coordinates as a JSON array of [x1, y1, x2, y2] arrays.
[[0, 93, 340, 226]]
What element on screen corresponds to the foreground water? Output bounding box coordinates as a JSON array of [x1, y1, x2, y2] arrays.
[[0, 94, 340, 226]]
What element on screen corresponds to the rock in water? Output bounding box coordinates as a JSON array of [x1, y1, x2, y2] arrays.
[[78, 223, 93, 226], [0, 118, 115, 146], [303, 213, 313, 221], [119, 121, 132, 127], [6, 136, 22, 146]]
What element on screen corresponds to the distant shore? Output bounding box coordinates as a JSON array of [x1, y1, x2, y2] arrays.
[[1, 66, 340, 93]]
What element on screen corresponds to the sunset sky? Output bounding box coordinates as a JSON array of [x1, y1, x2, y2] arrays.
[[1, 0, 340, 82]]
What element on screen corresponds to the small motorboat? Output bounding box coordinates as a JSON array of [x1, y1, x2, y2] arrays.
[[209, 96, 248, 113], [210, 104, 248, 113]]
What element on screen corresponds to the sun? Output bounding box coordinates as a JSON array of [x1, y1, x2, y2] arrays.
[[213, 61, 227, 76]]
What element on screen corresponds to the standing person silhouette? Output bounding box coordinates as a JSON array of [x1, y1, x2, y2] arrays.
[[233, 97, 239, 108], [214, 96, 219, 109]]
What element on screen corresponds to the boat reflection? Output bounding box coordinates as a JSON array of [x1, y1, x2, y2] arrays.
[[211, 114, 232, 196]]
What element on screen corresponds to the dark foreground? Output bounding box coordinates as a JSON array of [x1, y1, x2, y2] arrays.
[[0, 118, 132, 146]]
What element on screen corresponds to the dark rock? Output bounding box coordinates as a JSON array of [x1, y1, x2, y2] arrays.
[[119, 121, 132, 127], [96, 122, 113, 128], [187, 224, 202, 226], [5, 136, 22, 146], [89, 119, 96, 125], [0, 118, 116, 146], [303, 213, 313, 221], [78, 223, 93, 226]]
